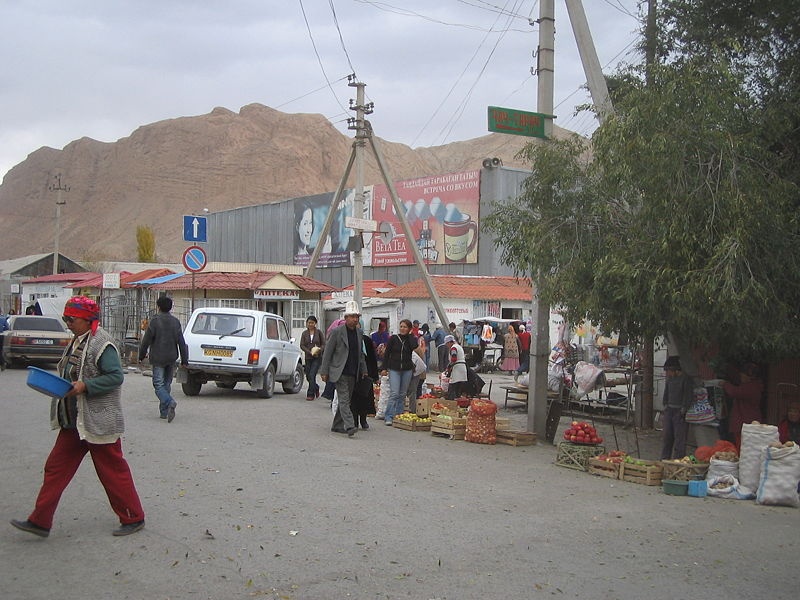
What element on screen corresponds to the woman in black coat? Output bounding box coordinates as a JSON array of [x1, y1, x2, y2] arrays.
[[351, 334, 379, 429]]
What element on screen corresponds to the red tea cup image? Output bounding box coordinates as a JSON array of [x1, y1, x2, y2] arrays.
[[443, 214, 478, 262]]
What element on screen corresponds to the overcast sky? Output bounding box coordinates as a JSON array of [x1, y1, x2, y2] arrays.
[[0, 1, 643, 180]]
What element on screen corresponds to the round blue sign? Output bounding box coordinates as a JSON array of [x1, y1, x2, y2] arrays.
[[182, 245, 207, 273]]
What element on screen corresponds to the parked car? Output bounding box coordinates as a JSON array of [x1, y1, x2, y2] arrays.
[[1, 315, 72, 366], [178, 307, 304, 398]]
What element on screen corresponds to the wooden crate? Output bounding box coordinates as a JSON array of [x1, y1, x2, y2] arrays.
[[620, 460, 663, 486], [555, 442, 605, 471], [588, 457, 621, 479], [495, 429, 536, 446], [660, 460, 709, 482], [429, 399, 459, 416], [392, 420, 432, 431], [494, 417, 512, 431], [430, 415, 466, 440]]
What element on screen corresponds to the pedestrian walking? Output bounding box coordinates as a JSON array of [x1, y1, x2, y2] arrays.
[[320, 301, 368, 437], [299, 315, 325, 401], [139, 296, 188, 423], [10, 296, 145, 538]]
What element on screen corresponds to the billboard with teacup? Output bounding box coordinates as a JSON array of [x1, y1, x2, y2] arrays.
[[370, 169, 480, 266]]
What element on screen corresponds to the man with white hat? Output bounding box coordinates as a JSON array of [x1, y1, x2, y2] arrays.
[[320, 300, 368, 437]]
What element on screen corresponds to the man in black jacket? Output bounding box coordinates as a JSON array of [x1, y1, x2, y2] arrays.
[[139, 296, 189, 423]]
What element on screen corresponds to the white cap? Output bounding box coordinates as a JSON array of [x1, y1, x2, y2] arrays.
[[344, 300, 361, 316], [443, 334, 455, 343]]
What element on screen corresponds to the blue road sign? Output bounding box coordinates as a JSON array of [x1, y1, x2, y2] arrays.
[[182, 245, 207, 273], [183, 215, 207, 243]]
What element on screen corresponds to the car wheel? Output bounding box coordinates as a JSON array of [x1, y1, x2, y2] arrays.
[[257, 364, 276, 398], [282, 362, 304, 394], [182, 376, 202, 396]]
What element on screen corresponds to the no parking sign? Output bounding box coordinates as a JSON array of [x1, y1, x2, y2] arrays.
[[182, 245, 207, 273]]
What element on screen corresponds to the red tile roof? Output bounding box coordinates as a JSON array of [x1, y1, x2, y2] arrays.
[[324, 279, 397, 299], [22, 272, 99, 285], [78, 268, 178, 289], [149, 271, 337, 293], [381, 275, 532, 301]]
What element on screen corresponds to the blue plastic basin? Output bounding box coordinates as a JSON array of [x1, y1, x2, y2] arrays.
[[26, 366, 72, 398]]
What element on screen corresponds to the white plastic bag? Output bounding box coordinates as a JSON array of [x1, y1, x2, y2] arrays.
[[375, 375, 390, 419], [756, 444, 800, 508], [439, 373, 450, 393], [706, 474, 755, 500], [739, 423, 779, 491], [331, 390, 338, 416]]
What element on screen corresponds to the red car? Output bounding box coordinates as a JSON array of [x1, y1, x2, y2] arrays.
[[1, 315, 72, 367]]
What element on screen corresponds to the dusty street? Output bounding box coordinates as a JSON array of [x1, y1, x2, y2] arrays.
[[1, 366, 796, 600]]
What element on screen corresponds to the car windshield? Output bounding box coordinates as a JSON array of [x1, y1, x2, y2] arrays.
[[13, 317, 65, 332], [191, 313, 254, 337]]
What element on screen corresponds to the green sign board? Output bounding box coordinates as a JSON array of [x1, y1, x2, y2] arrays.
[[487, 106, 547, 138]]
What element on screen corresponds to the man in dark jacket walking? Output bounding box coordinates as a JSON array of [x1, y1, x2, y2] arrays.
[[139, 296, 188, 423]]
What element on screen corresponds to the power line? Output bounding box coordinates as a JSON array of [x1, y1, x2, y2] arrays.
[[297, 0, 349, 113]]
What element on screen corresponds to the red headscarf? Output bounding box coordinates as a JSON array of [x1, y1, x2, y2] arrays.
[[63, 296, 101, 335]]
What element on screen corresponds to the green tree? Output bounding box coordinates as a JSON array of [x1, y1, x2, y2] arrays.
[[136, 225, 156, 263], [484, 55, 800, 362]]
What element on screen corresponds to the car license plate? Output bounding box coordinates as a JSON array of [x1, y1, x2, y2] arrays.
[[31, 339, 54, 345], [204, 348, 233, 357]]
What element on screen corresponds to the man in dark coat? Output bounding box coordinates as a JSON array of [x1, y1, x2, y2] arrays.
[[139, 296, 188, 423]]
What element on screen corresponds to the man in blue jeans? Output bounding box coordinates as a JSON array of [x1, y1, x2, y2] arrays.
[[139, 296, 189, 423]]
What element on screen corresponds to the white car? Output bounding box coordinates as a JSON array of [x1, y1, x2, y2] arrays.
[[179, 307, 303, 398]]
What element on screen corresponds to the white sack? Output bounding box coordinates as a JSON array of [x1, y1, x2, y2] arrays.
[[739, 423, 779, 491], [375, 375, 390, 419], [706, 458, 739, 481], [756, 444, 800, 508]]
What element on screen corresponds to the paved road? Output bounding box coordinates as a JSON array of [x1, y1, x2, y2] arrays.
[[1, 366, 795, 599]]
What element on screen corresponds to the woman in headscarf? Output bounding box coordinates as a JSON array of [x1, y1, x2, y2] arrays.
[[11, 296, 146, 538]]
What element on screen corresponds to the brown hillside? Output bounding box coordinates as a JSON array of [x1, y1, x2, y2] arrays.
[[0, 103, 570, 262]]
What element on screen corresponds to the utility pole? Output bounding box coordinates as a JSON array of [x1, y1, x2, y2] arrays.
[[527, 0, 556, 440], [49, 174, 69, 275], [305, 78, 450, 328], [347, 77, 372, 304]]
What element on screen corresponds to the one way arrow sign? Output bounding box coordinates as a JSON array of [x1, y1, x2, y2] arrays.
[[183, 215, 207, 243]]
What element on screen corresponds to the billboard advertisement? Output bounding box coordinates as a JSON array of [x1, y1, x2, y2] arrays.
[[293, 187, 373, 268], [370, 170, 481, 266]]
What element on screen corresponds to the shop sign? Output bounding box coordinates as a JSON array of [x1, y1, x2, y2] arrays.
[[254, 289, 299, 300]]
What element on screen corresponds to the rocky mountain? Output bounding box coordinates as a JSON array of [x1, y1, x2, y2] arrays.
[[0, 103, 570, 262]]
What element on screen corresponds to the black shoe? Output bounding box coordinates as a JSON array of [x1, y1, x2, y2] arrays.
[[10, 519, 50, 538], [113, 520, 145, 536], [167, 404, 176, 423], [331, 427, 346, 433], [159, 415, 167, 419], [346, 427, 357, 437], [360, 417, 369, 429]]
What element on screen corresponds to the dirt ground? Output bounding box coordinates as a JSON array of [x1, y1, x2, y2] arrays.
[[1, 366, 796, 600]]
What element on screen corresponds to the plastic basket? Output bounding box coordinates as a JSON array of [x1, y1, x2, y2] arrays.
[[26, 366, 72, 398], [662, 479, 689, 496]]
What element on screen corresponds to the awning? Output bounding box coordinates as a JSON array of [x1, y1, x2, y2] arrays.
[[128, 273, 185, 285]]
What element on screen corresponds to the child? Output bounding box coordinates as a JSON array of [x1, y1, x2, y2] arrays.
[[778, 401, 800, 444]]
